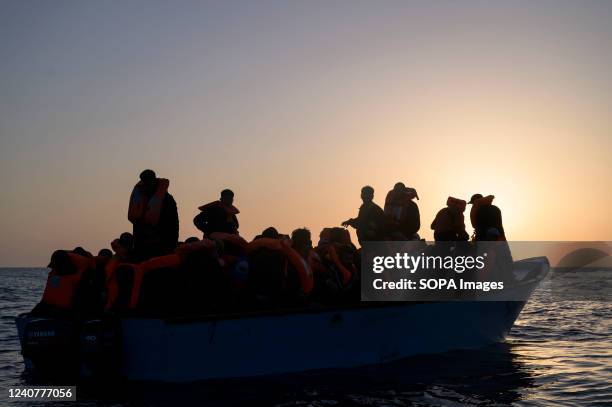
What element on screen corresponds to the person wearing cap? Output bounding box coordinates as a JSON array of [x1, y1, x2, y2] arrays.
[[384, 182, 421, 240], [194, 189, 240, 237], [128, 169, 179, 261], [342, 185, 387, 244], [468, 193, 495, 232]]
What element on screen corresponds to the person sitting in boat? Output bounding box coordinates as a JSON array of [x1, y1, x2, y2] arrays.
[[468, 193, 495, 236], [474, 203, 513, 278], [341, 185, 386, 244], [128, 169, 179, 261], [246, 237, 314, 306], [253, 226, 280, 240], [474, 204, 506, 242], [430, 197, 470, 242], [31, 250, 96, 317], [194, 189, 240, 238], [314, 228, 358, 301], [384, 182, 421, 240]]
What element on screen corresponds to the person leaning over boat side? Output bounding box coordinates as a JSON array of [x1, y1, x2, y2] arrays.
[[128, 169, 179, 261], [430, 197, 470, 242], [384, 182, 421, 240], [31, 250, 96, 317], [193, 189, 240, 238], [341, 185, 386, 244]]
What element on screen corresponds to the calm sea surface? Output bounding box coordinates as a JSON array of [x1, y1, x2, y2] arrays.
[[1, 268, 610, 406]]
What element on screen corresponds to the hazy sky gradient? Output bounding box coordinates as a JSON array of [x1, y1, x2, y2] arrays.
[[1, 1, 611, 266]]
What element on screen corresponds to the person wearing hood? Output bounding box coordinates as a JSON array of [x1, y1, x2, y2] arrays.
[[128, 169, 179, 260], [194, 189, 240, 237]]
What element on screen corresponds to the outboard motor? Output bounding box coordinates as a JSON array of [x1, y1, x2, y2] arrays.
[[21, 317, 80, 378], [79, 318, 122, 380]]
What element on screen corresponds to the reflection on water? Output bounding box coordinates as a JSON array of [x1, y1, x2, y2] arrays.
[[0, 268, 610, 406]]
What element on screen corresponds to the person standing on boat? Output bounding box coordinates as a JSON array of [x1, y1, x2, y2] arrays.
[[342, 186, 386, 244], [128, 169, 179, 261], [194, 189, 240, 238], [384, 182, 421, 240]]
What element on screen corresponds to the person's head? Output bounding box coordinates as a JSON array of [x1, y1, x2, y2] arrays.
[[262, 227, 279, 239], [119, 232, 135, 251], [139, 169, 157, 194], [361, 185, 374, 202], [469, 193, 483, 205], [73, 246, 92, 257], [220, 189, 234, 206], [97, 248, 113, 258], [291, 228, 312, 251], [393, 182, 406, 192], [475, 204, 505, 237], [184, 236, 200, 243]]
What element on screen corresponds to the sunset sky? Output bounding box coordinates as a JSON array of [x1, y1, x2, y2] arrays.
[[1, 1, 611, 266]]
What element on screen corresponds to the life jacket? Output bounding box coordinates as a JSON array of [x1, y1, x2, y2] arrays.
[[447, 196, 466, 212], [198, 201, 239, 216], [315, 244, 354, 285], [384, 188, 418, 223], [247, 238, 313, 294], [104, 254, 181, 311], [127, 178, 169, 226], [129, 254, 181, 309], [470, 195, 494, 229], [104, 257, 122, 310], [41, 253, 94, 309]]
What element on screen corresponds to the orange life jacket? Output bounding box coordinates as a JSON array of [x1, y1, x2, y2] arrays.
[[41, 253, 93, 309], [198, 201, 239, 216], [470, 195, 494, 229], [247, 238, 313, 294], [128, 254, 181, 309], [104, 254, 181, 311], [315, 243, 355, 285], [104, 257, 122, 310], [127, 178, 169, 226]]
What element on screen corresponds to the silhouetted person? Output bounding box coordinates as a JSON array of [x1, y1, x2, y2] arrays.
[[254, 227, 280, 240], [384, 182, 421, 239], [342, 186, 386, 244], [97, 248, 113, 258], [431, 197, 469, 241], [291, 228, 313, 258], [128, 169, 179, 261], [468, 193, 495, 231], [193, 189, 239, 237], [474, 204, 506, 241]]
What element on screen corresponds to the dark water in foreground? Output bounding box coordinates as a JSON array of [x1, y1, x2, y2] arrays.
[[0, 268, 610, 406]]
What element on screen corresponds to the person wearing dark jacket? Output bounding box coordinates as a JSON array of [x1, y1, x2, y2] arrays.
[[193, 189, 240, 237], [384, 182, 421, 240], [342, 186, 386, 244], [128, 169, 179, 261]]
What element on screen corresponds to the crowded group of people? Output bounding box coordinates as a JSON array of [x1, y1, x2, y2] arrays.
[[32, 169, 507, 318]]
